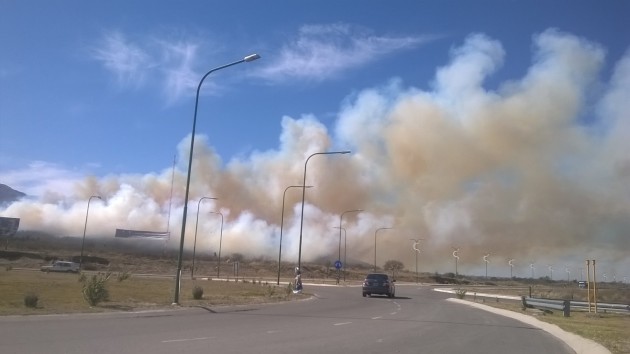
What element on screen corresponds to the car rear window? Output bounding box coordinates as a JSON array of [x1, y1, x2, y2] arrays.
[[366, 274, 388, 280]]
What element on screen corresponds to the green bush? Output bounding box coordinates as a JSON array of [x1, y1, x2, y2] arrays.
[[455, 288, 467, 299], [24, 293, 39, 308], [81, 272, 111, 306], [192, 286, 204, 300]]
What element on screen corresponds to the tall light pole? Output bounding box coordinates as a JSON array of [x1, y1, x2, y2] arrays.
[[277, 185, 312, 285], [209, 211, 224, 278], [374, 227, 392, 271], [452, 248, 460, 277], [508, 259, 515, 278], [410, 238, 423, 283], [483, 253, 490, 279], [191, 197, 216, 279], [173, 53, 261, 305], [337, 209, 362, 283], [79, 195, 101, 272], [297, 150, 351, 272]]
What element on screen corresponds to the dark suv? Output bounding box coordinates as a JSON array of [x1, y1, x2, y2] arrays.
[[362, 273, 395, 298]]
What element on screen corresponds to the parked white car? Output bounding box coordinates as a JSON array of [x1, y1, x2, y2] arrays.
[[40, 260, 80, 273]]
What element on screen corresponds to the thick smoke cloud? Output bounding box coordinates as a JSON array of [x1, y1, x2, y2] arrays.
[[2, 29, 629, 277]]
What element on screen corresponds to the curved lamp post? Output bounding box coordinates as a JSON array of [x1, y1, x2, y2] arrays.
[[173, 53, 261, 305], [452, 248, 460, 276], [297, 150, 351, 272], [209, 211, 224, 278], [277, 185, 313, 285], [79, 195, 101, 272], [191, 197, 216, 279], [483, 253, 490, 279], [374, 227, 392, 271], [337, 209, 362, 283], [410, 238, 423, 283]]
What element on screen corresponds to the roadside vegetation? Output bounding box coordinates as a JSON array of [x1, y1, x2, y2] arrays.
[[0, 233, 628, 353], [0, 269, 304, 315], [452, 286, 629, 354]]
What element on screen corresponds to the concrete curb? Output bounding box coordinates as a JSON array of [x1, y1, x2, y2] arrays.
[[447, 298, 611, 354]]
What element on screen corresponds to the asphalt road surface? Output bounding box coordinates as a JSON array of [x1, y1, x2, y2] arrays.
[[0, 284, 574, 354]]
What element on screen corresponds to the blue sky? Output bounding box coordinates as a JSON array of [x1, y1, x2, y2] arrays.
[[2, 1, 627, 178], [1, 0, 629, 276]]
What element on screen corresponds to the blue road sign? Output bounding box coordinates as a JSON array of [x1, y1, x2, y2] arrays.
[[334, 260, 342, 269]]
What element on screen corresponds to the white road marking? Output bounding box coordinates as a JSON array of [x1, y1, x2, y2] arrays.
[[390, 312, 397, 315], [267, 330, 281, 334], [162, 337, 211, 343], [372, 316, 382, 319], [334, 322, 352, 326]]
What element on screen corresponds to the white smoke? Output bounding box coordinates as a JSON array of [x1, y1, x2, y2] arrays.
[[2, 29, 629, 277]]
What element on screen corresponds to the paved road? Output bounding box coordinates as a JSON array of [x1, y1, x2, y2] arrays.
[[0, 284, 574, 354]]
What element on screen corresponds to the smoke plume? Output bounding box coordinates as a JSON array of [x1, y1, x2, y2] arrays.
[[2, 29, 629, 277]]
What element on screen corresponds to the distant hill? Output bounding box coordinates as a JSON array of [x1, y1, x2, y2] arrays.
[[0, 184, 26, 205]]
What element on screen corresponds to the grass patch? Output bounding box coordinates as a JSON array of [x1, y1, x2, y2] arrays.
[[0, 269, 305, 315], [466, 297, 630, 354]]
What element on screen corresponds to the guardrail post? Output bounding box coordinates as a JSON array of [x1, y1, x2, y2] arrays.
[[563, 300, 570, 317]]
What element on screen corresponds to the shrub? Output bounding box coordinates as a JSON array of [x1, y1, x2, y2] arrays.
[[117, 270, 131, 282], [24, 293, 39, 308], [78, 273, 87, 283], [81, 272, 111, 306], [455, 288, 467, 299], [266, 285, 275, 297], [192, 286, 204, 300]]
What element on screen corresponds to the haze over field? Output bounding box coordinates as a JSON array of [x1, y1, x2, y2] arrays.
[[2, 29, 629, 278]]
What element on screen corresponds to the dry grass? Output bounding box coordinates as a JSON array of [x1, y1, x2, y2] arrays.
[[0, 269, 304, 316], [462, 295, 630, 354]]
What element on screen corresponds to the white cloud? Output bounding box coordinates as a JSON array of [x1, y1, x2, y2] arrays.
[[0, 161, 82, 198], [92, 31, 151, 87], [92, 31, 214, 101], [254, 23, 437, 82]]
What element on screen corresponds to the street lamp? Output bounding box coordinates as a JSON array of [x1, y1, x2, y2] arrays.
[[209, 211, 224, 278], [297, 150, 351, 271], [374, 227, 393, 271], [277, 185, 313, 285], [410, 238, 423, 283], [79, 195, 101, 272], [452, 248, 460, 277], [173, 53, 261, 305], [337, 209, 362, 283], [483, 253, 490, 279], [508, 259, 515, 278], [191, 197, 216, 279]]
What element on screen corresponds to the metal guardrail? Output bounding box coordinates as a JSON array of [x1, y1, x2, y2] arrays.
[[523, 297, 571, 317], [523, 297, 630, 317]]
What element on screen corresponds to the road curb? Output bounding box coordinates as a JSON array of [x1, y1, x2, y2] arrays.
[[447, 298, 611, 354]]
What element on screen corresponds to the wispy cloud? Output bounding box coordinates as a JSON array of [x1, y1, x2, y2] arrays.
[[254, 23, 437, 83], [0, 161, 83, 198], [158, 40, 210, 103], [92, 31, 151, 87], [91, 31, 225, 101]]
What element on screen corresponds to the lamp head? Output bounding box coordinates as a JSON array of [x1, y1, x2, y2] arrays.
[[244, 54, 261, 62]]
